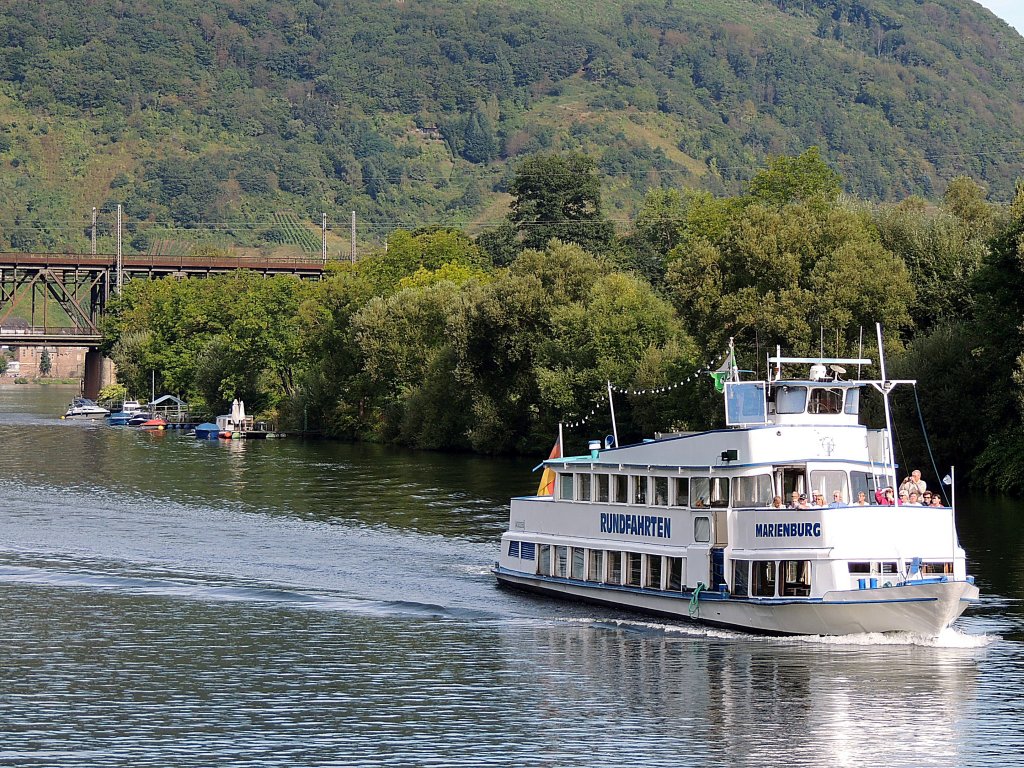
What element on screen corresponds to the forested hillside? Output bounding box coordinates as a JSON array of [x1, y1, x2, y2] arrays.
[[1, 0, 1023, 252]]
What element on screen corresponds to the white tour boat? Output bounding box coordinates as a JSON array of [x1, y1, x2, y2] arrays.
[[63, 397, 111, 420], [494, 332, 979, 636]]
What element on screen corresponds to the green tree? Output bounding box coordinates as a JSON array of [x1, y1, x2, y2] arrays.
[[666, 198, 913, 356], [509, 153, 615, 252], [746, 147, 842, 207], [38, 348, 52, 377], [358, 229, 487, 295]]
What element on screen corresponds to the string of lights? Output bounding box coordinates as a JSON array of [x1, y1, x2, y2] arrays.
[[561, 351, 729, 430]]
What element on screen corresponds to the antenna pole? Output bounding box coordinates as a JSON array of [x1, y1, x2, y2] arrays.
[[607, 380, 619, 448], [858, 326, 864, 379], [876, 323, 899, 496]]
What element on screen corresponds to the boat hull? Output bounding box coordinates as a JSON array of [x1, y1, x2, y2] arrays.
[[63, 412, 108, 420], [494, 568, 979, 636]]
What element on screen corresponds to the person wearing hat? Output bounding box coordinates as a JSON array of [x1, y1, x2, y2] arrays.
[[810, 490, 826, 508], [898, 489, 909, 505]]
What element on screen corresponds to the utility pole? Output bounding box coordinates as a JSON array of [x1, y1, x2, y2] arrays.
[[321, 212, 327, 267], [91, 207, 97, 255], [115, 204, 123, 295], [350, 210, 356, 263]]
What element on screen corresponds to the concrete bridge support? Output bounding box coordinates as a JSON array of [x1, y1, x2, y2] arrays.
[[83, 349, 113, 400]]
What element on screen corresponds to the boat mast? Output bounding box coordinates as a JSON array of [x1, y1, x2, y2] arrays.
[[875, 323, 900, 495], [606, 380, 619, 448]]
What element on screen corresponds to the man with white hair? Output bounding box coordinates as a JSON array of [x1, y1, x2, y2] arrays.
[[899, 469, 927, 497]]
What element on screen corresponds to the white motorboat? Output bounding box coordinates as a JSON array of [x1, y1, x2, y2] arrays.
[[107, 399, 146, 425], [63, 397, 110, 420], [494, 328, 979, 636]]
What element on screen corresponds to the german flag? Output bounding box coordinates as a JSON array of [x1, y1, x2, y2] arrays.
[[535, 439, 562, 496]]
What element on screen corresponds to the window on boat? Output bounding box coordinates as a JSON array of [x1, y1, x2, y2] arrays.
[[595, 474, 610, 503], [672, 477, 689, 507], [578, 474, 592, 502], [752, 561, 776, 597], [645, 554, 663, 589], [691, 476, 730, 508], [921, 562, 954, 575], [850, 471, 875, 500], [507, 540, 520, 558], [849, 561, 899, 576], [606, 551, 623, 584], [667, 557, 684, 590], [612, 475, 628, 504], [725, 381, 768, 425], [694, 517, 711, 543], [810, 470, 848, 503], [780, 560, 811, 596], [775, 385, 807, 414], [520, 542, 535, 561], [844, 387, 860, 415], [632, 475, 648, 505], [808, 387, 844, 414], [555, 546, 568, 577], [571, 548, 585, 579], [559, 474, 573, 501], [732, 560, 749, 597], [652, 477, 669, 506], [626, 552, 642, 587], [588, 550, 604, 581], [539, 544, 551, 575], [733, 474, 774, 507]]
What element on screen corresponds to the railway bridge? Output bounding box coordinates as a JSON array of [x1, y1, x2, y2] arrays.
[[0, 251, 326, 397]]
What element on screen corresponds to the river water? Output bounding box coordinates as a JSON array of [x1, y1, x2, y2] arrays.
[[1, 385, 1022, 767]]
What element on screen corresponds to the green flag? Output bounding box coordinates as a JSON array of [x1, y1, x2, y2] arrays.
[[710, 353, 734, 393]]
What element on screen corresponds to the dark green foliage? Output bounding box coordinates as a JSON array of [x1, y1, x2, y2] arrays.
[[509, 153, 616, 251]]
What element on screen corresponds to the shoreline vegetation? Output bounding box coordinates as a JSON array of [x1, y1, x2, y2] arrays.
[[98, 150, 1024, 495]]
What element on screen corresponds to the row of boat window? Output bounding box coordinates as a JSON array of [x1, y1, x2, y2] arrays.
[[558, 469, 876, 508], [507, 541, 955, 597], [507, 540, 813, 598]]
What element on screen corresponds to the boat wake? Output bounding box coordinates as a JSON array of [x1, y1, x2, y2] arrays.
[[787, 626, 996, 648], [559, 616, 998, 647], [0, 562, 495, 621]]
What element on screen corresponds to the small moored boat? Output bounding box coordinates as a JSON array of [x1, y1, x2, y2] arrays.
[[494, 327, 979, 636], [194, 422, 221, 440], [63, 398, 110, 420], [108, 399, 146, 426]]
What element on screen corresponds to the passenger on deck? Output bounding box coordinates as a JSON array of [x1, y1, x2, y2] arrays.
[[811, 491, 826, 508], [929, 494, 944, 507], [771, 495, 784, 508], [875, 487, 896, 505], [900, 470, 927, 497], [828, 491, 845, 507], [797, 494, 811, 509], [853, 491, 870, 506], [898, 489, 909, 505], [906, 491, 924, 506], [922, 491, 933, 505], [788, 491, 801, 509]]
